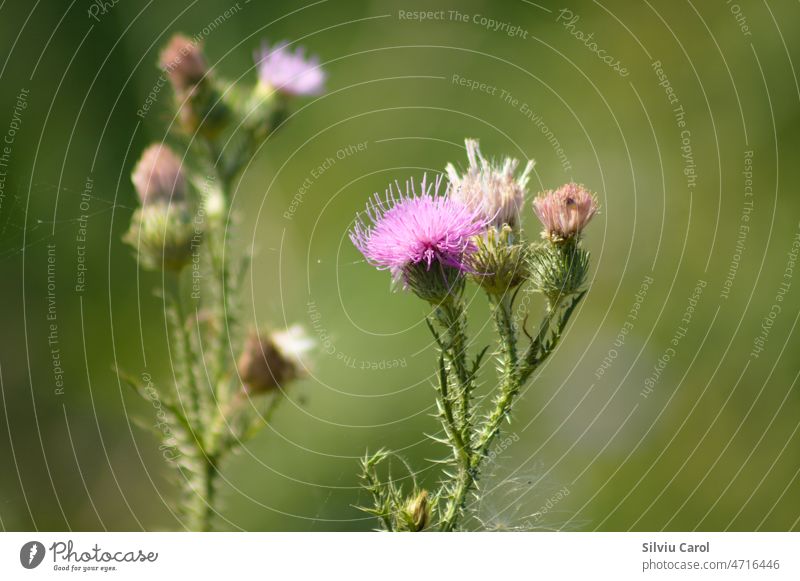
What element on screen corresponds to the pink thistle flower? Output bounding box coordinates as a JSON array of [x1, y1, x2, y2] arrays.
[[255, 40, 326, 96], [350, 175, 489, 286], [446, 138, 534, 229], [131, 144, 187, 205], [533, 182, 598, 241]]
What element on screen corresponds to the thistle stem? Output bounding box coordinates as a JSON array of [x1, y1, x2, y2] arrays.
[[430, 298, 479, 531], [185, 454, 219, 532], [201, 456, 219, 532], [439, 463, 474, 532], [474, 293, 521, 457], [168, 274, 203, 434], [434, 299, 473, 436]]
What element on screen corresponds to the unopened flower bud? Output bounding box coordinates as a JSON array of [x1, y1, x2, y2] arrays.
[[131, 144, 187, 205], [158, 34, 229, 138], [238, 325, 313, 395], [446, 138, 534, 230], [403, 490, 430, 532], [123, 202, 197, 272], [528, 238, 590, 307], [533, 183, 598, 242], [469, 225, 529, 296], [159, 34, 208, 91], [175, 82, 230, 138]]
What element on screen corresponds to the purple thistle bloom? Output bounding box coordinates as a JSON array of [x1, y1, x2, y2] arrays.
[[255, 40, 326, 96], [350, 174, 489, 285]]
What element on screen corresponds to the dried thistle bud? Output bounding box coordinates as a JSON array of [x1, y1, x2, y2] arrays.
[[159, 34, 208, 91], [131, 144, 187, 205], [446, 138, 534, 230], [238, 325, 313, 395], [403, 490, 430, 532], [123, 202, 197, 272], [533, 182, 598, 242]]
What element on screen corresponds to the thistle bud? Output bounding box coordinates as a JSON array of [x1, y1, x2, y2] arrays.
[[159, 34, 229, 138], [159, 34, 208, 91], [401, 490, 430, 532], [469, 225, 529, 296], [533, 183, 598, 242], [528, 238, 590, 308], [446, 138, 534, 231], [131, 144, 187, 205], [175, 82, 230, 138], [123, 202, 197, 272], [238, 325, 313, 395]]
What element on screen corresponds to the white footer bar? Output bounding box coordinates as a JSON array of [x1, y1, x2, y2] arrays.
[[1, 532, 797, 579]]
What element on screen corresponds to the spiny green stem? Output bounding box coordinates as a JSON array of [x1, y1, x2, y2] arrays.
[[205, 225, 232, 396], [429, 299, 477, 532], [200, 457, 219, 532], [519, 291, 585, 383], [435, 354, 470, 465], [439, 294, 521, 531], [439, 464, 474, 532], [168, 274, 203, 434], [184, 454, 219, 532], [434, 299, 473, 439], [520, 303, 558, 380], [473, 293, 521, 458]]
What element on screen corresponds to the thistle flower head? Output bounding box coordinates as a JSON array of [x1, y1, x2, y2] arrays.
[[446, 138, 534, 230], [131, 144, 187, 205], [159, 34, 207, 91], [255, 40, 326, 96], [350, 175, 488, 299], [533, 182, 598, 241], [238, 325, 313, 395]]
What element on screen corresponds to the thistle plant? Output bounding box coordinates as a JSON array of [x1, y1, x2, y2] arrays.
[[119, 34, 323, 531], [350, 139, 598, 531]]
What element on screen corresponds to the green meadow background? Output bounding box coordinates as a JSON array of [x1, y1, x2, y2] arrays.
[[0, 0, 798, 531]]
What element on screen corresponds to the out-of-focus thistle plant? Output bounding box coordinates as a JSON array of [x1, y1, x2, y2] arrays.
[[350, 139, 598, 531], [119, 34, 324, 531]]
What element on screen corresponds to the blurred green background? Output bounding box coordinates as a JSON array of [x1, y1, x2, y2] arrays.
[[1, 0, 799, 531]]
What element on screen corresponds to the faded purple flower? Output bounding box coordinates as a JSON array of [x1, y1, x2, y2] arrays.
[[446, 138, 534, 229], [350, 174, 488, 283], [533, 182, 598, 241], [131, 144, 187, 205], [255, 40, 326, 96]]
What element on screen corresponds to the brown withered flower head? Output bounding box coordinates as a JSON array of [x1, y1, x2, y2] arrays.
[[238, 325, 313, 395]]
